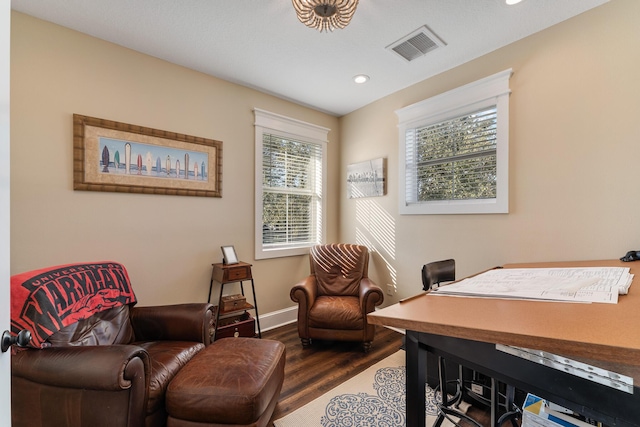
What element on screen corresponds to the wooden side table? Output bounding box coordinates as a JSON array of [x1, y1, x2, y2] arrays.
[[208, 261, 261, 341]]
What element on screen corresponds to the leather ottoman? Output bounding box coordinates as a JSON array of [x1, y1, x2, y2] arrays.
[[166, 337, 286, 427]]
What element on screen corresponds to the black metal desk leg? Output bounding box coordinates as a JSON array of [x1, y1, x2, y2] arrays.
[[406, 330, 427, 427]]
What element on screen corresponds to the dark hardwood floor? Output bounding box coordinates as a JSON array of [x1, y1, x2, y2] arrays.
[[263, 322, 495, 426]]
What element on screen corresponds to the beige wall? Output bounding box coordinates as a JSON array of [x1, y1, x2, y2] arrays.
[[10, 12, 340, 314], [339, 0, 640, 304], [11, 0, 640, 318]]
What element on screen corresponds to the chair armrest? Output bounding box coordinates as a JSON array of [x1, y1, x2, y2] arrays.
[[11, 345, 150, 391], [290, 276, 318, 310], [290, 276, 317, 339], [359, 278, 384, 313], [130, 303, 214, 345]]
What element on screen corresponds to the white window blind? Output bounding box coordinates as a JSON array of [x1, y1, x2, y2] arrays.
[[406, 106, 498, 203], [261, 134, 323, 247], [254, 108, 328, 259]]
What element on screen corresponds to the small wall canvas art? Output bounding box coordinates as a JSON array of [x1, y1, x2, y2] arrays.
[[347, 158, 386, 199]]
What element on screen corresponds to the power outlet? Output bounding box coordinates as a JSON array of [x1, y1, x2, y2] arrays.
[[386, 284, 396, 296]]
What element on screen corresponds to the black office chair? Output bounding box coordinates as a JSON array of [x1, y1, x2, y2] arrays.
[[422, 259, 520, 427], [422, 259, 481, 427]]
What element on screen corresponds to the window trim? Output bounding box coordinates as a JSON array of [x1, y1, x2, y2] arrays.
[[396, 69, 512, 215], [254, 108, 329, 259]]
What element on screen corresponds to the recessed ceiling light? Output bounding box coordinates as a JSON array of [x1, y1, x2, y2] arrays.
[[353, 74, 369, 84], [506, 0, 523, 5]]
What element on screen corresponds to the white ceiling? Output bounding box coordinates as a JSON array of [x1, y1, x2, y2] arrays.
[[11, 0, 608, 117]]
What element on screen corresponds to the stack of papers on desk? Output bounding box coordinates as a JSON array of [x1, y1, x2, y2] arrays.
[[431, 267, 633, 303]]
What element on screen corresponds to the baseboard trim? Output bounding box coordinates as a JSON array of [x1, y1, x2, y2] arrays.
[[257, 305, 405, 335], [258, 305, 298, 332]]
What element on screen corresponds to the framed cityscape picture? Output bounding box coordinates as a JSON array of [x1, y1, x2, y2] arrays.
[[73, 114, 222, 197], [347, 157, 386, 198]]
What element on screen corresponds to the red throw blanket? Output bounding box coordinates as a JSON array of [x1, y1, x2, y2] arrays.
[[10, 261, 137, 348]]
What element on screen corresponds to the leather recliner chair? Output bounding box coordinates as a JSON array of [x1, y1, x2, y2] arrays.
[[290, 243, 384, 352], [10, 262, 214, 427]]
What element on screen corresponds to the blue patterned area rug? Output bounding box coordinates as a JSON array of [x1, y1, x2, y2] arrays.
[[273, 350, 468, 427]]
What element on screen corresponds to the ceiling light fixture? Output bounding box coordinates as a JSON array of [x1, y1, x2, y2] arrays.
[[505, 0, 523, 5], [353, 74, 369, 84], [292, 0, 359, 32]]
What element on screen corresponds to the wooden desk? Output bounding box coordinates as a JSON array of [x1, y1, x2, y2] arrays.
[[368, 260, 640, 427]]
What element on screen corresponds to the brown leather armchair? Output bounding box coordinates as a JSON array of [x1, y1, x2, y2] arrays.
[[10, 262, 214, 427], [12, 303, 213, 427], [290, 244, 384, 352]]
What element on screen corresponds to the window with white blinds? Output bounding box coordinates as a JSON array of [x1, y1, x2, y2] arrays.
[[397, 69, 512, 214], [407, 106, 497, 203], [262, 133, 322, 246], [254, 109, 328, 259]]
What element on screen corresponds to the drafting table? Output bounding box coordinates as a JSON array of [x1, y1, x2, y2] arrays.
[[368, 260, 640, 427]]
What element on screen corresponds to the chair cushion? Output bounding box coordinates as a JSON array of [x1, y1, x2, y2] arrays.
[[46, 305, 135, 347], [308, 296, 363, 330], [136, 340, 205, 413], [310, 244, 368, 297]]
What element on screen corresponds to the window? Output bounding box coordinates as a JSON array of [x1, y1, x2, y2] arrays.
[[396, 69, 512, 214], [254, 109, 328, 259]]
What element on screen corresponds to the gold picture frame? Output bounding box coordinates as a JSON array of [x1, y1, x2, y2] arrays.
[[73, 114, 222, 197]]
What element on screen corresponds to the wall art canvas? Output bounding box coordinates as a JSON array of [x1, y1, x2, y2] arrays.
[[347, 157, 386, 199], [73, 114, 222, 197]]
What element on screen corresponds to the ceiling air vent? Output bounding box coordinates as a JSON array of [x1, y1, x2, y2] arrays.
[[387, 26, 446, 62]]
